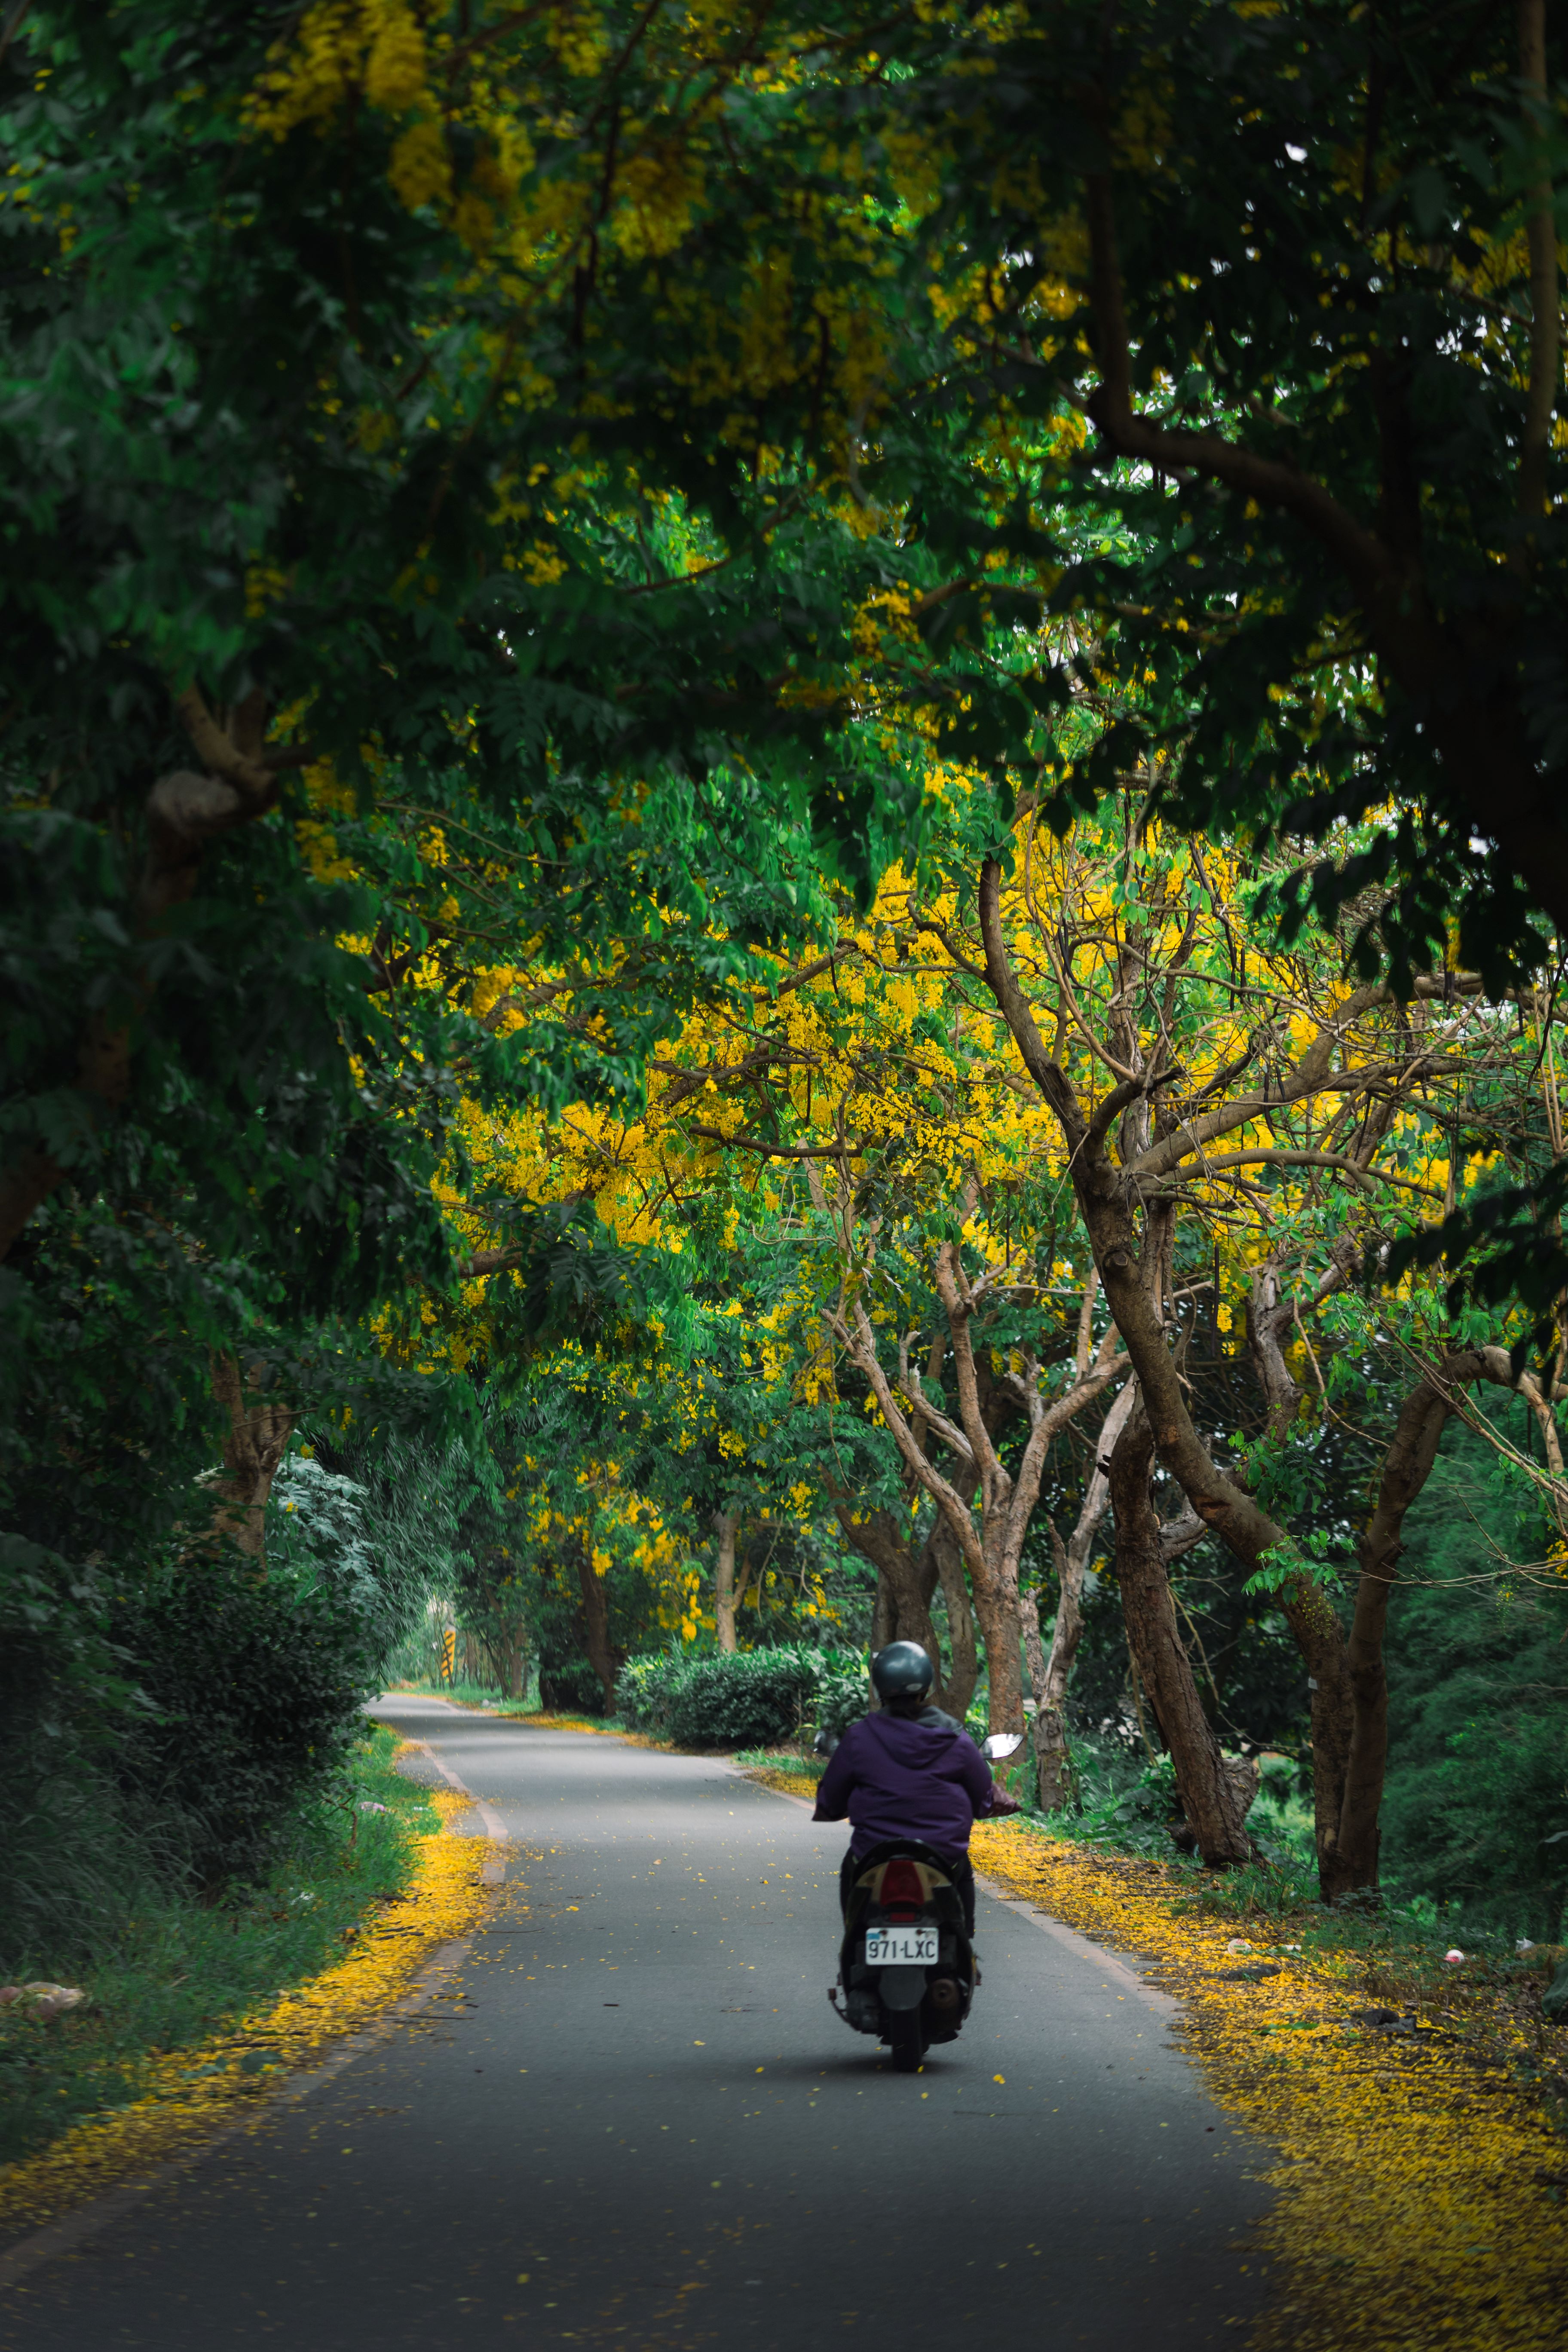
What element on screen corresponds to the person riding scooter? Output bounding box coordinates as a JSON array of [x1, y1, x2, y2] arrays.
[[812, 1641, 1020, 1936]]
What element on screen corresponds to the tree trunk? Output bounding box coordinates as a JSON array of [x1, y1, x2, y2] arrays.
[[1109, 1402, 1253, 1868], [1027, 1381, 1136, 1809], [969, 1554, 1026, 1761], [1020, 1565, 1051, 1789], [932, 1520, 979, 1720], [713, 1507, 739, 1653], [868, 1573, 894, 1665], [206, 1352, 294, 1568], [576, 1542, 619, 1711], [823, 1201, 1124, 1760], [489, 1621, 527, 1700], [1325, 1371, 1455, 1896], [832, 1501, 952, 1699], [0, 691, 294, 1262]]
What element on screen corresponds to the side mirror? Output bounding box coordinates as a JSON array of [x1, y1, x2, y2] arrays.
[[983, 1731, 1026, 1760]]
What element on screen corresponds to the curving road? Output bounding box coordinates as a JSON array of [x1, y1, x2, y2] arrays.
[[0, 1696, 1274, 2348]]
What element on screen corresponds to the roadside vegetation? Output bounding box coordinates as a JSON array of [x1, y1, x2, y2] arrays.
[[0, 1727, 438, 2175]]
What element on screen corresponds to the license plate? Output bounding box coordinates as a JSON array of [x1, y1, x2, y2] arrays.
[[864, 1929, 938, 1964]]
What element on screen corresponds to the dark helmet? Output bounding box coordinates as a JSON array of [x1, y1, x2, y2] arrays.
[[870, 1641, 934, 1702]]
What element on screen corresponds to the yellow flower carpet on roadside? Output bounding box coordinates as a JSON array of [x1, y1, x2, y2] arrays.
[[0, 1791, 496, 2240], [508, 1712, 661, 1741], [393, 1687, 666, 1745], [744, 1767, 818, 1799], [968, 1822, 1568, 2352], [441, 1697, 668, 1748], [741, 1773, 1567, 2345]]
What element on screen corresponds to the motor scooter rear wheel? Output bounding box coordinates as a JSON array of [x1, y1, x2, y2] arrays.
[[886, 2009, 925, 2073]]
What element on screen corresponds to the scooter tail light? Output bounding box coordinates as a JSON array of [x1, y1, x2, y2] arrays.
[[878, 1858, 925, 1911]]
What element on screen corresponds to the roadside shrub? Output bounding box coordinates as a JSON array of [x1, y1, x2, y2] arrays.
[[1380, 1421, 1568, 1943], [665, 1651, 820, 1748], [0, 1534, 144, 1751], [616, 1651, 683, 1727], [538, 1654, 609, 1715], [618, 1645, 869, 1749], [2, 1542, 386, 1967], [814, 1653, 872, 1738], [0, 1758, 162, 1975], [109, 1555, 379, 1890]]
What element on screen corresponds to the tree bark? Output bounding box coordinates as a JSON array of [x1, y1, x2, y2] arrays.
[[831, 1501, 946, 1684], [970, 1574, 1026, 1758], [481, 1615, 528, 1700], [1027, 1379, 1136, 1809], [1109, 1400, 1254, 1868], [499, 1625, 527, 1699], [206, 1352, 295, 1568], [576, 1540, 619, 1710], [932, 1519, 979, 1720], [713, 1507, 740, 1653], [1323, 1355, 1493, 1895]]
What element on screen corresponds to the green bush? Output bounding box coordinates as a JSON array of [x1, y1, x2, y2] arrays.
[[538, 1654, 609, 1715], [1055, 1751, 1186, 1854], [1381, 1419, 1568, 1943], [617, 1645, 868, 1749], [665, 1652, 819, 1748], [108, 1554, 380, 1894], [1, 1534, 386, 1966], [0, 1726, 434, 2167], [616, 1651, 682, 1728]]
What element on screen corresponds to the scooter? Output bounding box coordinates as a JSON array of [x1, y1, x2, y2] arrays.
[[825, 1731, 1025, 2073]]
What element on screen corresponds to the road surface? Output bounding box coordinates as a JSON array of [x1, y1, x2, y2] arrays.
[[0, 1695, 1274, 2347]]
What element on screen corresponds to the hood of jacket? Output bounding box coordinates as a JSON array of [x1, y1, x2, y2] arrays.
[[859, 1709, 967, 1768]]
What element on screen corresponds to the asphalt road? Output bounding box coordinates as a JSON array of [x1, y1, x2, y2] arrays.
[[0, 1696, 1274, 2349]]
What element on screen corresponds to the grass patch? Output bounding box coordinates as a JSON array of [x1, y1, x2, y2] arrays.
[[0, 1724, 437, 2177], [734, 1748, 825, 1781]]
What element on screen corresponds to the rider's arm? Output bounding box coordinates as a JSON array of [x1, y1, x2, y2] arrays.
[[812, 1729, 860, 1822], [956, 1736, 995, 1815], [957, 1734, 1021, 1816]]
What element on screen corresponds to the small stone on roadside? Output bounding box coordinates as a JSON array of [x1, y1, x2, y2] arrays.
[[0, 1981, 86, 2020]]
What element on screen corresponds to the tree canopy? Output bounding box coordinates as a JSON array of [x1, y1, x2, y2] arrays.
[[3, 1, 1567, 1960]]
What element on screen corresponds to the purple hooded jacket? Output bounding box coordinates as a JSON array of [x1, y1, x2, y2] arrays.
[[812, 1707, 996, 1859]]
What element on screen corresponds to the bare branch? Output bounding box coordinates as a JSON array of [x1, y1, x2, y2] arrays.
[[174, 685, 276, 807], [1083, 173, 1394, 601], [830, 1298, 987, 1577], [1153, 1145, 1441, 1201], [681, 1123, 863, 1161]]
